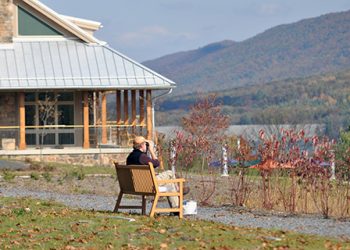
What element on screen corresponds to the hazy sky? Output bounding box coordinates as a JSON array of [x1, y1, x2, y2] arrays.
[[40, 0, 350, 62]]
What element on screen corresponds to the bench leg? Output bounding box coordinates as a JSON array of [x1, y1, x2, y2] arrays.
[[113, 192, 123, 212], [149, 194, 159, 218], [142, 195, 146, 215], [179, 182, 183, 218]]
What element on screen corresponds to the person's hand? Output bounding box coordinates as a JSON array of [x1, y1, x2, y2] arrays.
[[145, 140, 154, 149], [145, 140, 157, 159]]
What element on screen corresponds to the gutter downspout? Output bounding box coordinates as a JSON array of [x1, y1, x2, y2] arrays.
[[152, 88, 173, 141]]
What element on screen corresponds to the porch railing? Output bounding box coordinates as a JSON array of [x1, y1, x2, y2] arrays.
[[0, 123, 146, 149]]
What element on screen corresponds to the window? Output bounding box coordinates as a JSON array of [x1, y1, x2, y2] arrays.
[[24, 92, 75, 147], [58, 105, 74, 126], [18, 6, 62, 36], [25, 105, 36, 126]]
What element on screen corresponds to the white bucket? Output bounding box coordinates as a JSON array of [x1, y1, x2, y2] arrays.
[[183, 200, 197, 215]]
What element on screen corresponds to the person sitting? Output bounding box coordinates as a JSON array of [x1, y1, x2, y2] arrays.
[[126, 136, 189, 212]]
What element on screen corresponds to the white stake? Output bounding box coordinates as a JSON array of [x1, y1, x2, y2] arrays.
[[221, 144, 229, 177]]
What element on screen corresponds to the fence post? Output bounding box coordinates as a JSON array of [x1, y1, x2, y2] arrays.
[[221, 143, 229, 177]]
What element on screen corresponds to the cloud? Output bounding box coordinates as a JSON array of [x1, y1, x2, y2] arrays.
[[115, 25, 195, 45], [257, 3, 282, 16]]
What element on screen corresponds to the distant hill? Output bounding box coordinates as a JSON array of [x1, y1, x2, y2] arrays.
[[144, 10, 350, 96]]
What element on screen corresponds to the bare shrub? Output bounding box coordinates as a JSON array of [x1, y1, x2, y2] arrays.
[[170, 94, 229, 205]]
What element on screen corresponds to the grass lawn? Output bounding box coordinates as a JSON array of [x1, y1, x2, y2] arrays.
[[0, 160, 115, 178], [0, 197, 348, 249]]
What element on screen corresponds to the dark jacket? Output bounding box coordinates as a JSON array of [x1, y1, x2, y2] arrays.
[[126, 149, 160, 168]]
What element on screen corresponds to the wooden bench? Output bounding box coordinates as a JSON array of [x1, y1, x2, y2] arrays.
[[113, 162, 185, 218]]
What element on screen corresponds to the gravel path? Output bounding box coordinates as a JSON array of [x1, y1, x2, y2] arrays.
[[1, 186, 350, 238]]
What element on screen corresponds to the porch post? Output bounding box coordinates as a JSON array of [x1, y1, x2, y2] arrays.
[[101, 92, 107, 144], [131, 90, 136, 133], [83, 92, 90, 149], [116, 90, 121, 125], [146, 90, 153, 140], [19, 92, 26, 150], [139, 90, 145, 134], [124, 90, 129, 125]]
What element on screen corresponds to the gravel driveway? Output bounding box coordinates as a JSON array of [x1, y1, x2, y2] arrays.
[[1, 186, 349, 238]]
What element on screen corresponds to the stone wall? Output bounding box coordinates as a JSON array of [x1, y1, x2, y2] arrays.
[[0, 93, 17, 147], [3, 152, 129, 167], [0, 0, 13, 43]]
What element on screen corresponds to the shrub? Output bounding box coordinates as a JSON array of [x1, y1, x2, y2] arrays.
[[2, 170, 15, 181], [30, 172, 40, 180], [42, 172, 52, 182]]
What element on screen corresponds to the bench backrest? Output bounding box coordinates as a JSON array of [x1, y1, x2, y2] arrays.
[[114, 162, 158, 195]]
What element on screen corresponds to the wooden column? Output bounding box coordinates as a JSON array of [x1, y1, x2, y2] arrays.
[[139, 90, 145, 135], [101, 92, 107, 144], [115, 90, 121, 145], [83, 92, 90, 149], [123, 90, 129, 125], [18, 92, 26, 150], [146, 90, 153, 140], [131, 90, 136, 133], [116, 90, 121, 125]]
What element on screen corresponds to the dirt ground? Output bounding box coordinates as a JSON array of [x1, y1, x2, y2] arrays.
[[0, 171, 233, 206]]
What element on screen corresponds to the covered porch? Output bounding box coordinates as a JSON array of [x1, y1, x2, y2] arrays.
[[0, 39, 175, 151], [0, 88, 164, 150]]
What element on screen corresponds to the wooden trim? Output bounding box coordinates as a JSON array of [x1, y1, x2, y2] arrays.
[[123, 90, 129, 125], [18, 92, 26, 150], [83, 92, 90, 149], [139, 90, 144, 135], [12, 3, 18, 37], [131, 90, 136, 132], [101, 92, 107, 144], [146, 90, 152, 140], [139, 90, 145, 126], [116, 90, 121, 125]]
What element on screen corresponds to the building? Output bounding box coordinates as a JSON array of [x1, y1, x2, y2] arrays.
[[0, 0, 175, 165]]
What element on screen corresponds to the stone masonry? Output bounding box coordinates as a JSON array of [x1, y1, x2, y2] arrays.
[[0, 93, 17, 147], [0, 0, 13, 43], [3, 152, 129, 167]]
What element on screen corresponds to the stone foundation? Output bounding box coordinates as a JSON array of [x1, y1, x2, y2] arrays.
[[2, 152, 129, 167], [2, 138, 16, 150]]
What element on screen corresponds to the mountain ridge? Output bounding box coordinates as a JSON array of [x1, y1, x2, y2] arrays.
[[144, 10, 350, 96]]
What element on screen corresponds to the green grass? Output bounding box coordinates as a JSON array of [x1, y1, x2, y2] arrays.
[[0, 160, 115, 178], [0, 197, 348, 249]]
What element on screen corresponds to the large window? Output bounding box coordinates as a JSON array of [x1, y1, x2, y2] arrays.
[[18, 6, 62, 36], [25, 92, 75, 147]]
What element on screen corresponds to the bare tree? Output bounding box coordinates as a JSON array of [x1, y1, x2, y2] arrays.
[[172, 94, 229, 205], [37, 93, 61, 148], [182, 94, 230, 171]]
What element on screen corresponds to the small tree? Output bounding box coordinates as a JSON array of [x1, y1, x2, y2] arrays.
[[182, 94, 229, 171], [172, 94, 229, 205]]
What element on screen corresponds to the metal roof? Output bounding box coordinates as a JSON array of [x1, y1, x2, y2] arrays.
[[0, 39, 176, 90]]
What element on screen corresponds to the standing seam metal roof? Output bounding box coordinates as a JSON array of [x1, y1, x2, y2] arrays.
[[0, 39, 176, 90]]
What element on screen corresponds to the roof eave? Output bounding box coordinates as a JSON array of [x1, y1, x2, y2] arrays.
[[0, 85, 176, 91], [60, 15, 102, 31]]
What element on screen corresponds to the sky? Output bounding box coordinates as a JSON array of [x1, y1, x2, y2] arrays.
[[40, 0, 350, 62]]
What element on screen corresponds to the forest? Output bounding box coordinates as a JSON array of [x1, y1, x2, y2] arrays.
[[156, 69, 350, 138]]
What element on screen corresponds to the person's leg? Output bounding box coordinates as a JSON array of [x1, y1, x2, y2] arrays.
[[156, 170, 178, 207]]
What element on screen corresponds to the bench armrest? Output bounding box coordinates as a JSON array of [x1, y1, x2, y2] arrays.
[[157, 178, 185, 184]]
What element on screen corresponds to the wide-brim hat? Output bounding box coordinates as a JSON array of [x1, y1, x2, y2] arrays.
[[133, 136, 147, 147]]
